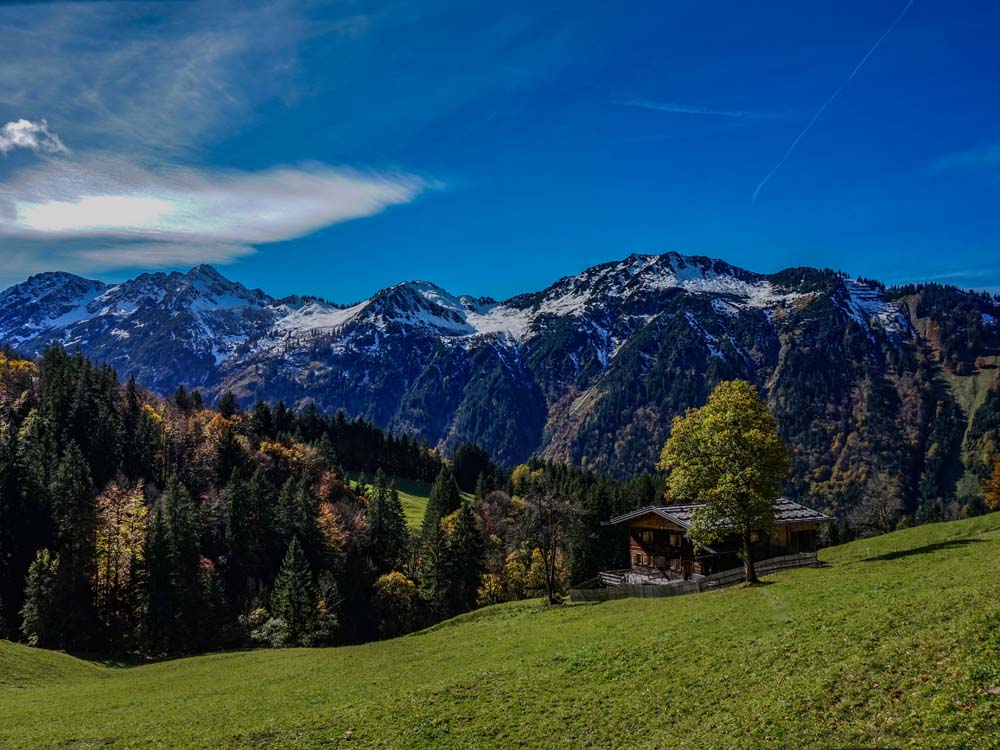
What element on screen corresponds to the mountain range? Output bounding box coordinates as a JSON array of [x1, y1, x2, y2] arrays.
[[2, 251, 999, 516]]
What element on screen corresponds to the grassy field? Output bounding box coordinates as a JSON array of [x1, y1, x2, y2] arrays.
[[2, 514, 999, 749], [350, 475, 474, 529]]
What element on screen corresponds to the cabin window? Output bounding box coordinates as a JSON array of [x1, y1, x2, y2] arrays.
[[669, 533, 680, 547], [641, 530, 653, 544], [633, 553, 642, 565]]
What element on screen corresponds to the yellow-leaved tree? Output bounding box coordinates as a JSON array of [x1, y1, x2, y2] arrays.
[[658, 380, 790, 584], [983, 454, 1000, 512], [95, 479, 148, 645]]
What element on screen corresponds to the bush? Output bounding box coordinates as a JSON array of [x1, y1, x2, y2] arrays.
[[372, 572, 420, 638]]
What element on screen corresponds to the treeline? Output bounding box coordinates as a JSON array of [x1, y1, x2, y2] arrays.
[[0, 347, 656, 655]]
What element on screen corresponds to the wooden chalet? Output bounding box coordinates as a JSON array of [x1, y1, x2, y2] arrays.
[[604, 498, 831, 581]]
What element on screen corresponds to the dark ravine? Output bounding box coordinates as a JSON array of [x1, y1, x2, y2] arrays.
[[2, 252, 999, 515]]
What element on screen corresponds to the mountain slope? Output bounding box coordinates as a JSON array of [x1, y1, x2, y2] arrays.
[[2, 252, 999, 515], [2, 512, 999, 749]]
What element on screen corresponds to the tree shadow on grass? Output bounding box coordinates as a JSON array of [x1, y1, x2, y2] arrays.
[[860, 537, 984, 563]]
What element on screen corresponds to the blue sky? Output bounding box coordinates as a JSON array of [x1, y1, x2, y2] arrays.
[[0, 0, 998, 301]]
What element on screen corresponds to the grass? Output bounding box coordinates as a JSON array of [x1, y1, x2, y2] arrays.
[[349, 474, 474, 529], [3, 513, 1000, 749]]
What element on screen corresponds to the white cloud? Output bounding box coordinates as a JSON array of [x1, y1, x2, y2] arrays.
[[0, 1, 433, 282], [0, 119, 68, 155], [0, 154, 427, 246]]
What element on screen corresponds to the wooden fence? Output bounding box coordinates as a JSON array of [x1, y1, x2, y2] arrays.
[[570, 552, 819, 603]]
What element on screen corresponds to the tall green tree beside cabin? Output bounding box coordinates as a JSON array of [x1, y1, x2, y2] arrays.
[[658, 380, 791, 584]]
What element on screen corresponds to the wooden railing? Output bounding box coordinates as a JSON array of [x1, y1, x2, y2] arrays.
[[570, 552, 819, 603], [598, 570, 630, 587]]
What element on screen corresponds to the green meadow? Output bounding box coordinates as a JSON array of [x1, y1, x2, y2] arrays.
[[2, 513, 999, 749], [350, 474, 474, 529]]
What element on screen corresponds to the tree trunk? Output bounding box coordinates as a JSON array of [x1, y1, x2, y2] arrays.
[[742, 530, 758, 584], [544, 548, 558, 605]]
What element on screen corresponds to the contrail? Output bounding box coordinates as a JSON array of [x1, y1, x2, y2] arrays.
[[752, 0, 916, 202]]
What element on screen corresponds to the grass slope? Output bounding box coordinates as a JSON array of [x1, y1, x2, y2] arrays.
[[3, 514, 1000, 749], [350, 475, 474, 529], [0, 639, 104, 690]]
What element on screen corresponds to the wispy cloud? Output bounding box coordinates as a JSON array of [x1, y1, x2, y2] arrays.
[[619, 98, 780, 121], [0, 154, 428, 269], [752, 0, 916, 202], [0, 1, 431, 281], [0, 1, 329, 158], [928, 141, 1000, 174], [0, 119, 68, 155]]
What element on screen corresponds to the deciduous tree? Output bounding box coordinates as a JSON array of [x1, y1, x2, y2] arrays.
[[982, 454, 1000, 511], [850, 469, 904, 537], [658, 380, 790, 584]]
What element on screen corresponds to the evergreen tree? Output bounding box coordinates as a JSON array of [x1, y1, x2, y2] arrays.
[[417, 516, 449, 618], [143, 503, 173, 654], [275, 474, 318, 559], [147, 478, 203, 653], [250, 400, 273, 438], [217, 391, 239, 419], [451, 443, 496, 493], [19, 549, 60, 647], [365, 470, 408, 574], [422, 466, 462, 536], [444, 503, 483, 616], [173, 385, 192, 412], [49, 441, 97, 648], [226, 467, 275, 591], [271, 536, 317, 646]]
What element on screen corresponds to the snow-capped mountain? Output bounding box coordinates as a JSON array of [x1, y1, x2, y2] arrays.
[[2, 251, 996, 493]]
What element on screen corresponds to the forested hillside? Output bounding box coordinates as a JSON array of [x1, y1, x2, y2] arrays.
[[0, 347, 655, 655], [3, 253, 999, 523]]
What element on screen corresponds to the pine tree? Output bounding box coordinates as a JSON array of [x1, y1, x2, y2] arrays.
[[418, 467, 464, 617], [417, 516, 449, 618], [444, 503, 483, 616], [422, 466, 461, 537], [148, 478, 203, 653], [143, 503, 173, 655], [250, 400, 273, 438], [226, 467, 276, 593], [49, 441, 97, 648], [275, 474, 318, 558], [366, 470, 408, 574], [271, 536, 317, 646], [173, 384, 192, 412], [217, 391, 238, 419], [20, 549, 60, 647]]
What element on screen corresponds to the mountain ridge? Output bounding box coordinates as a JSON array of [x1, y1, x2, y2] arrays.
[[2, 250, 999, 516]]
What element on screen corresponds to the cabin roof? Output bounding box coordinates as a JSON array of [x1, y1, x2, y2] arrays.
[[604, 497, 831, 528]]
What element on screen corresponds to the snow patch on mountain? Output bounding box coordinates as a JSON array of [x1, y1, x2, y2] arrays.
[[839, 278, 910, 337]]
